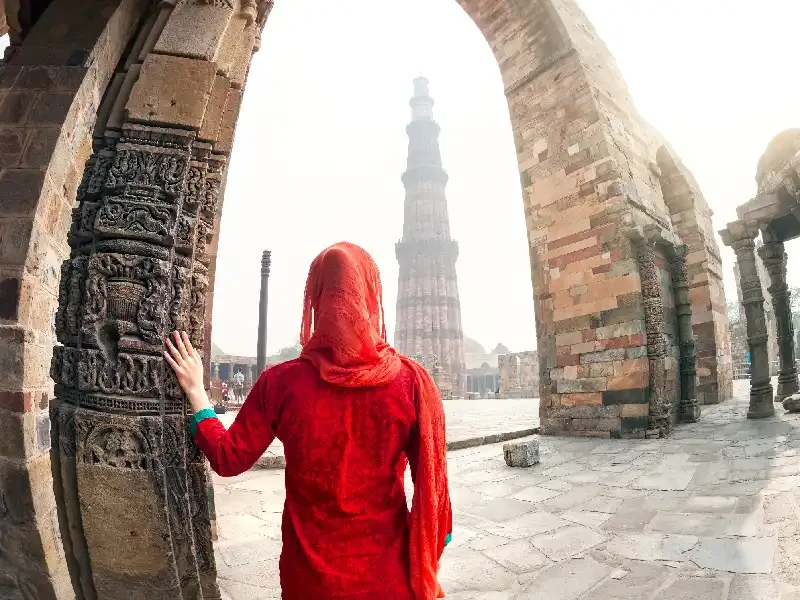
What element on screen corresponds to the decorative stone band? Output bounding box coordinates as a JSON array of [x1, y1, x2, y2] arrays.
[[396, 296, 461, 310], [395, 328, 465, 340], [395, 238, 459, 262], [401, 165, 449, 186]]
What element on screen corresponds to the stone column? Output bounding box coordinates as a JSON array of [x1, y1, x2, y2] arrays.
[[721, 223, 774, 418], [635, 241, 670, 437], [758, 235, 799, 402], [48, 1, 274, 597], [669, 245, 700, 423], [256, 250, 271, 375]]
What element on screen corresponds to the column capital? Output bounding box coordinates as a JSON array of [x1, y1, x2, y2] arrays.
[[719, 220, 759, 247]]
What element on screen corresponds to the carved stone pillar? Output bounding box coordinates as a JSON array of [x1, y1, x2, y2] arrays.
[[721, 223, 774, 418], [49, 1, 273, 597], [669, 245, 700, 423], [759, 235, 799, 402], [635, 241, 670, 436]]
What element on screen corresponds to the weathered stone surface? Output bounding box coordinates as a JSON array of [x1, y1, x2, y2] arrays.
[[689, 537, 776, 574], [504, 439, 540, 468], [126, 53, 216, 130], [153, 0, 236, 61], [783, 393, 800, 412], [519, 557, 611, 599]]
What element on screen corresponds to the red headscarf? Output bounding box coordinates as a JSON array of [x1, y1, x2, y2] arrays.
[[300, 242, 452, 600]]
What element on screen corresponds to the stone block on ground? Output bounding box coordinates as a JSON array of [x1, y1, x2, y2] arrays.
[[783, 394, 800, 413], [504, 439, 539, 468]]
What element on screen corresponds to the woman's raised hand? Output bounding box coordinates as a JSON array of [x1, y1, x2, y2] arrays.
[[164, 331, 210, 414]]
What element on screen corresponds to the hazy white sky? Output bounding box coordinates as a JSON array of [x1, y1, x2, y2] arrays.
[[211, 2, 796, 355]]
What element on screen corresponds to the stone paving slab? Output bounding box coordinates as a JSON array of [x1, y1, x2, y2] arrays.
[[215, 379, 800, 599]]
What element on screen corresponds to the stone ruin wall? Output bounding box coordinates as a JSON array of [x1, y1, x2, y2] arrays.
[[492, 0, 731, 437], [498, 351, 539, 398]]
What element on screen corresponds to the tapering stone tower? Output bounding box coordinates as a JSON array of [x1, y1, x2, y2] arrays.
[[395, 77, 466, 397]]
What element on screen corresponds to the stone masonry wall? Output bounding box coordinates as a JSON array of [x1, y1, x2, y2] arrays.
[[658, 147, 732, 404], [458, 0, 723, 437], [498, 351, 539, 398]]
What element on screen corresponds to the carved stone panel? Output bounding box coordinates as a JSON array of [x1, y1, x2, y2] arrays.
[[52, 125, 218, 596], [635, 242, 671, 435]]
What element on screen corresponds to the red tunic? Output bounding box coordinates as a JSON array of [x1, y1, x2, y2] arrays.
[[195, 358, 421, 600]]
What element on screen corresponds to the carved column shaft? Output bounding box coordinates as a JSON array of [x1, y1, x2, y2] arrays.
[[759, 239, 799, 401], [669, 246, 700, 423], [732, 236, 775, 418], [636, 242, 671, 437], [50, 0, 273, 597]]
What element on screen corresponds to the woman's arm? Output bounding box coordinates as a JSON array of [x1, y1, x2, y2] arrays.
[[164, 331, 276, 476]]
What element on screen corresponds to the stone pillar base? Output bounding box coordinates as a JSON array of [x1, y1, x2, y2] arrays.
[[777, 372, 799, 402], [680, 399, 701, 423], [748, 384, 775, 419], [783, 394, 800, 413]]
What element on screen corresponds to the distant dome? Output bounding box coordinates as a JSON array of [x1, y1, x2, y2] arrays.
[[211, 342, 225, 358], [463, 336, 486, 354]]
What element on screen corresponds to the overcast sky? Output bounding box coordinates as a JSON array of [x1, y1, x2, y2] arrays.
[[156, 2, 800, 355]]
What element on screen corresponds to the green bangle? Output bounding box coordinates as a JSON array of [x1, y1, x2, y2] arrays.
[[190, 408, 218, 437], [444, 532, 452, 547]]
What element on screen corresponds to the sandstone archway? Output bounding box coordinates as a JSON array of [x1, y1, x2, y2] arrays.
[[0, 0, 731, 596]]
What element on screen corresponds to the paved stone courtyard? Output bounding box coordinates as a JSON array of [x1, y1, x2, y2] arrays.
[[214, 380, 800, 599], [217, 398, 541, 460]]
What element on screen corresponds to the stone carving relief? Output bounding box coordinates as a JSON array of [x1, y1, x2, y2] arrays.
[[46, 0, 278, 592], [81, 424, 154, 470], [635, 241, 671, 436]]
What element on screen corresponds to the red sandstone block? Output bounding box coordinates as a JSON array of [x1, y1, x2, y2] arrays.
[[556, 344, 573, 356], [0, 391, 33, 412], [571, 341, 601, 354], [614, 358, 648, 376], [557, 354, 580, 367], [604, 333, 647, 350], [561, 393, 602, 406], [592, 264, 611, 275], [556, 330, 583, 346], [608, 371, 647, 390], [547, 243, 602, 271], [548, 223, 614, 252]]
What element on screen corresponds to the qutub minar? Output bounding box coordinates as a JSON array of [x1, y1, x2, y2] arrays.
[[394, 77, 466, 396]]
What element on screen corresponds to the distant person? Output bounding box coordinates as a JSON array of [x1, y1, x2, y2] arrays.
[[233, 369, 245, 403], [220, 381, 229, 403], [164, 242, 452, 600]]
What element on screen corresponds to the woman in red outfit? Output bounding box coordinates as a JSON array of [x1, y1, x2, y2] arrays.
[[164, 242, 452, 600]]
